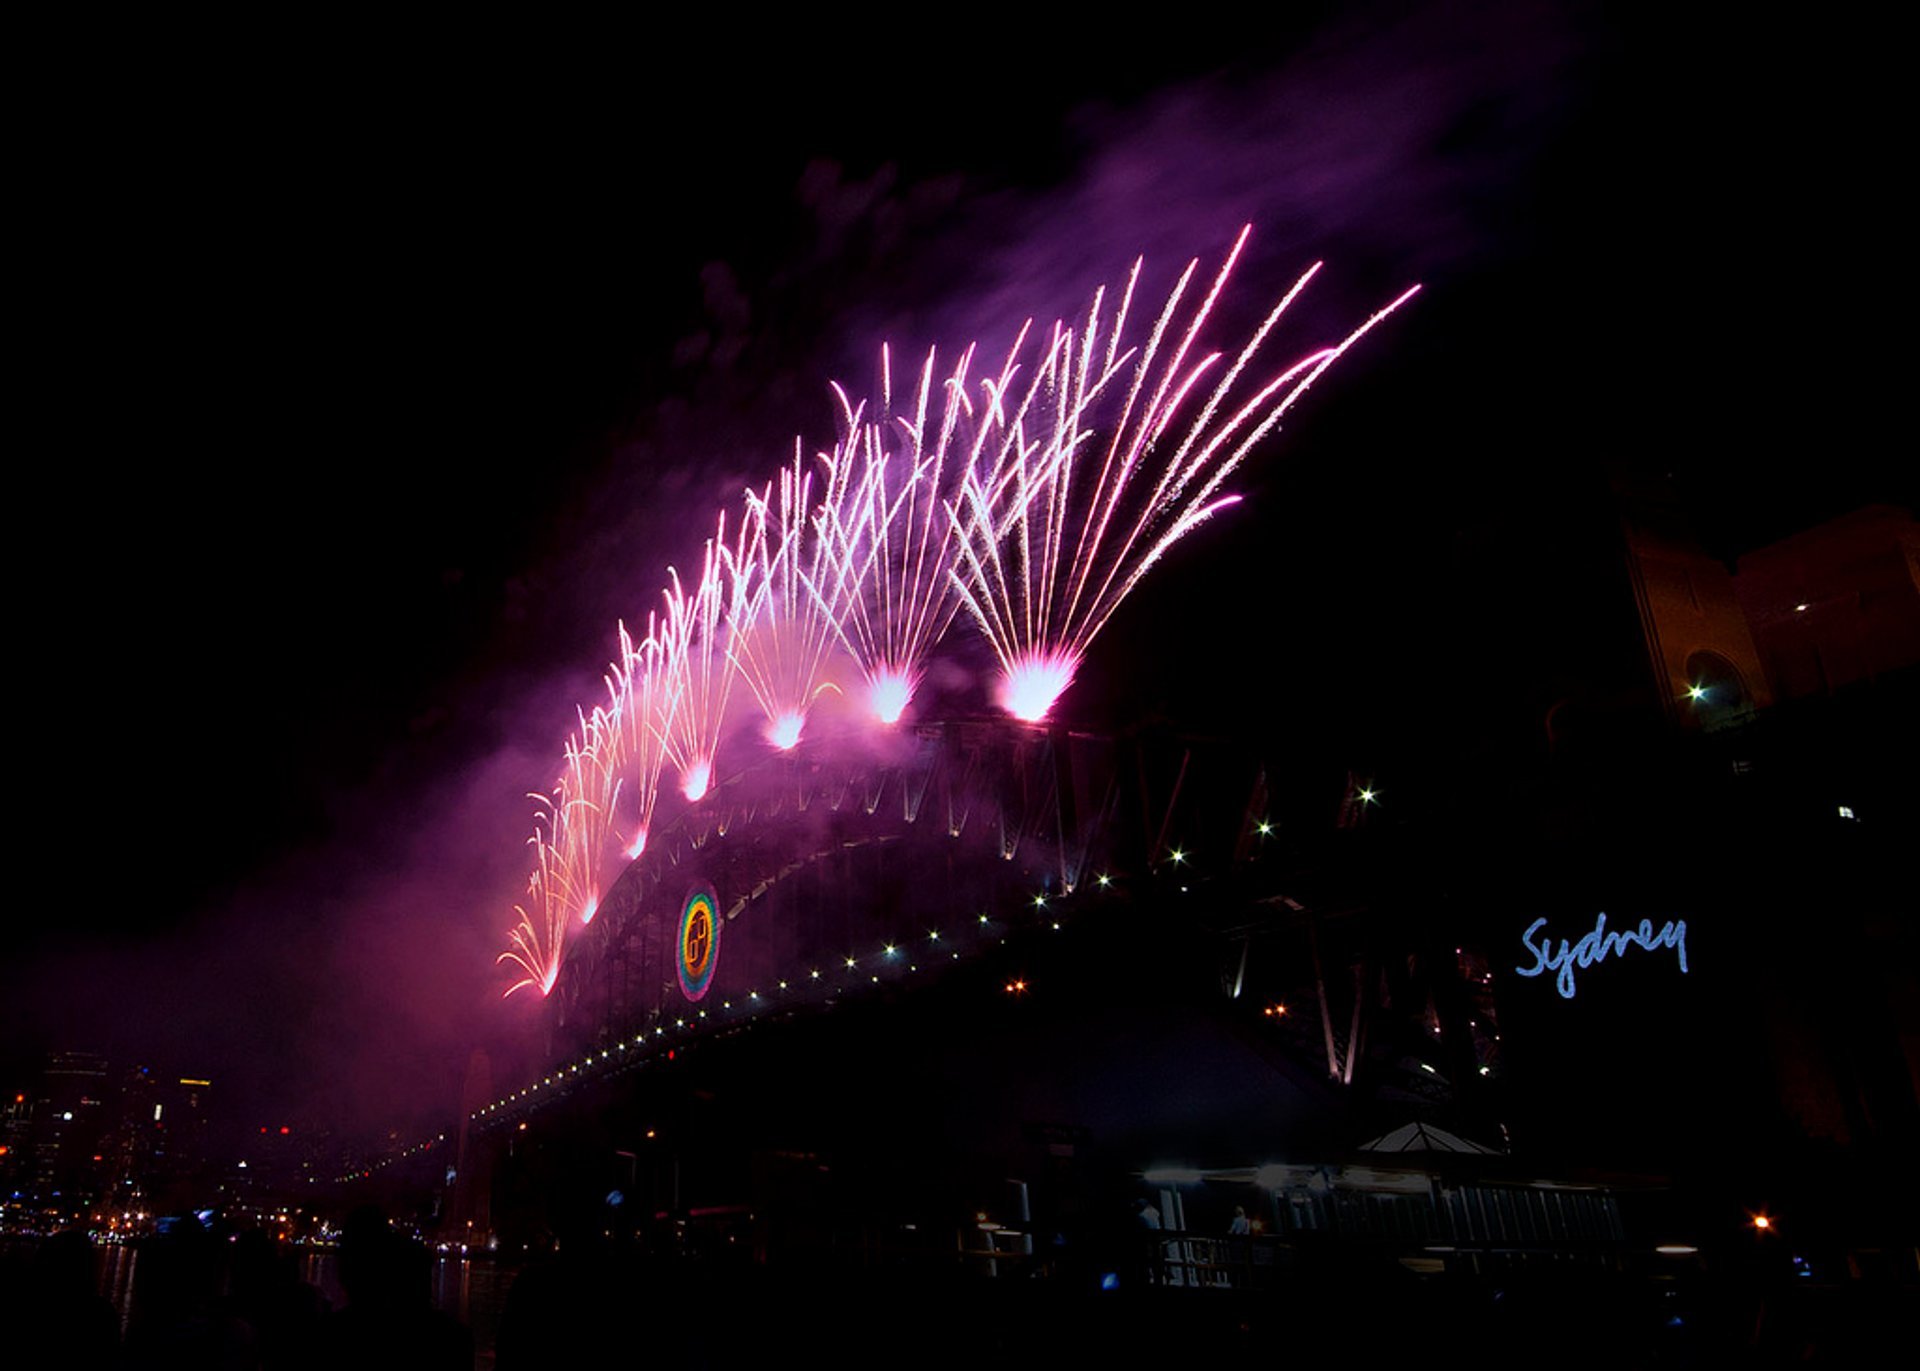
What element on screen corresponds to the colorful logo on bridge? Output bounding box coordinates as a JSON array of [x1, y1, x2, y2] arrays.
[[677, 884, 721, 1002]]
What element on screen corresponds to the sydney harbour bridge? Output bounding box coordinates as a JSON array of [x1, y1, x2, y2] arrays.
[[545, 716, 1269, 1067], [464, 714, 1453, 1137], [327, 231, 1624, 1289], [333, 707, 1569, 1284]]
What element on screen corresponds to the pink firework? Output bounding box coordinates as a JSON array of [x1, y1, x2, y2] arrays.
[[554, 704, 621, 924], [678, 758, 712, 801], [608, 618, 672, 858], [867, 669, 914, 725], [949, 226, 1418, 722], [658, 512, 750, 802], [500, 683, 627, 994], [729, 449, 848, 750], [812, 340, 1006, 724], [998, 650, 1080, 722], [498, 802, 585, 998]]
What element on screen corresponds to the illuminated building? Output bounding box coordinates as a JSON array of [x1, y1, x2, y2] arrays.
[[27, 1051, 111, 1219]]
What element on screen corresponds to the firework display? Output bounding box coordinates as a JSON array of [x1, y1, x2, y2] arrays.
[[609, 617, 670, 860], [499, 229, 1415, 996], [731, 449, 848, 749]]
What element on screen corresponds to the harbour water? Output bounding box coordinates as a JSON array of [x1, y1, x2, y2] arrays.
[[90, 1241, 515, 1368]]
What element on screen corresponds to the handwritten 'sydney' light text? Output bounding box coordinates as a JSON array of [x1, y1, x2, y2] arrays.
[[1516, 913, 1689, 999]]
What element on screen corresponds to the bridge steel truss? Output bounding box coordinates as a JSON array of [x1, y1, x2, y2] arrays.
[[547, 718, 1265, 1061]]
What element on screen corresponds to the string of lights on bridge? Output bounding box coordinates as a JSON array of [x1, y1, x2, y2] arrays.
[[340, 829, 1276, 1182], [476, 881, 1088, 1129]]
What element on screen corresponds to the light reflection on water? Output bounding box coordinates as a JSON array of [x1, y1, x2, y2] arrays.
[[94, 1243, 515, 1368], [99, 1243, 137, 1338]]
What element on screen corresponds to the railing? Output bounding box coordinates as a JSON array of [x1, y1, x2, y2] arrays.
[[1132, 1230, 1286, 1291]]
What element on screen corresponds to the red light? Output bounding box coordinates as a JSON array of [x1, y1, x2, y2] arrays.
[[667, 1049, 675, 1060], [260, 1127, 268, 1134], [280, 1126, 290, 1135]]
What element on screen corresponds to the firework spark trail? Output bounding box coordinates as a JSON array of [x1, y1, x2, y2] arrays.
[[609, 618, 672, 859], [497, 801, 580, 998], [501, 625, 667, 993], [729, 448, 848, 748], [814, 333, 1039, 724], [660, 510, 756, 801], [949, 227, 1419, 721], [555, 704, 622, 925], [946, 295, 1136, 721]]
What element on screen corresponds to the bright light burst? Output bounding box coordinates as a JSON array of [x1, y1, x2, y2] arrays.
[[998, 650, 1079, 723], [948, 226, 1419, 722], [766, 713, 805, 750], [867, 669, 913, 725]]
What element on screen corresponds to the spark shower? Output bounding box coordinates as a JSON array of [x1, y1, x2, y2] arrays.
[[498, 228, 1418, 998]]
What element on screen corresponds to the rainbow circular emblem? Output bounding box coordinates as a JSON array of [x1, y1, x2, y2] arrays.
[[677, 884, 721, 1002]]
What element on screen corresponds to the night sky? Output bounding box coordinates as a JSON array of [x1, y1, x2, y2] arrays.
[[7, 4, 1905, 1153]]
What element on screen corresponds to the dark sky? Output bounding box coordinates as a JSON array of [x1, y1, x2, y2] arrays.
[[6, 4, 1904, 1151]]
